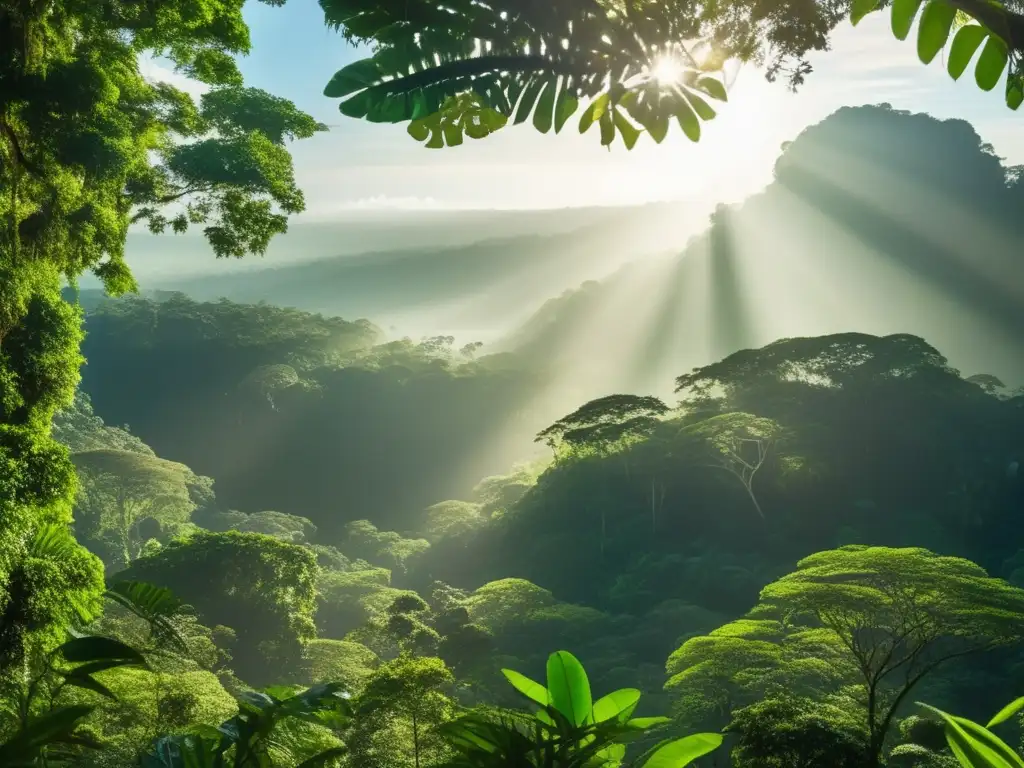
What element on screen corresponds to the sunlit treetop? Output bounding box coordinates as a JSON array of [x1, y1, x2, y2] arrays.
[[320, 0, 1024, 150], [0, 0, 325, 293]]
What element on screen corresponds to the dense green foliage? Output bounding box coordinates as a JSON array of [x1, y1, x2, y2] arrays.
[[319, 0, 1024, 150]]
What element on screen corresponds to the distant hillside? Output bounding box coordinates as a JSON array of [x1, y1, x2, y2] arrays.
[[132, 201, 704, 342], [499, 104, 1024, 397]]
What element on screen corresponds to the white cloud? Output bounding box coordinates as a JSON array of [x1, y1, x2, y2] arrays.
[[137, 54, 209, 99]]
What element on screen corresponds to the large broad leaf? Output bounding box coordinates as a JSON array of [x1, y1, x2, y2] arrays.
[[546, 651, 593, 727], [0, 705, 96, 762], [916, 0, 957, 64], [974, 35, 1009, 90], [502, 669, 550, 708], [592, 689, 642, 723], [626, 716, 672, 730], [892, 0, 926, 39], [642, 733, 724, 768], [947, 24, 989, 79], [851, 0, 883, 24]]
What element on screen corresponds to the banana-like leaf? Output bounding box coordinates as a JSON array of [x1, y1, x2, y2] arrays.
[[502, 668, 550, 708], [975, 35, 1009, 90], [642, 733, 725, 768], [919, 704, 1024, 768], [592, 689, 642, 723], [546, 651, 593, 727]]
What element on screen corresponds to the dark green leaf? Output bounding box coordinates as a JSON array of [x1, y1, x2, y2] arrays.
[[514, 77, 545, 125], [599, 109, 616, 147], [63, 671, 117, 700], [916, 1, 956, 64], [324, 60, 381, 99], [59, 636, 147, 667], [533, 79, 556, 134], [684, 90, 717, 121], [947, 25, 989, 80], [554, 81, 579, 133]]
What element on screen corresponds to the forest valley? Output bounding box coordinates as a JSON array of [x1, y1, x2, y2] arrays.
[[2, 286, 1018, 767], [4, 0, 1024, 763]]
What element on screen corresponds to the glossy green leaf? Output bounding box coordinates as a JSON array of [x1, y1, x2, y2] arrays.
[[592, 689, 642, 723], [502, 669, 550, 708], [851, 0, 883, 24], [642, 733, 724, 768], [947, 25, 989, 80], [533, 79, 556, 134], [546, 651, 593, 727], [987, 697, 1024, 729], [695, 77, 728, 101], [917, 1, 956, 64], [975, 36, 1008, 91], [892, 0, 925, 40], [579, 93, 610, 133], [954, 715, 1024, 768]]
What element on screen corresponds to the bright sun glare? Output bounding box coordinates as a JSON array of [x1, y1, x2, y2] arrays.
[[651, 54, 685, 86]]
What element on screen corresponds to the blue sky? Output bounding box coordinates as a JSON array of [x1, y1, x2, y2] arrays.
[[142, 0, 1024, 214]]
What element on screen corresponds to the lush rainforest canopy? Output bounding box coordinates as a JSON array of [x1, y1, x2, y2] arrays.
[[2, 0, 1024, 765]]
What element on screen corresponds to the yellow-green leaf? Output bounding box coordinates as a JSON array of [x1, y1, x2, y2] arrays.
[[947, 25, 989, 80], [917, 1, 957, 64], [684, 90, 717, 121], [975, 35, 1008, 91], [987, 697, 1024, 729], [554, 81, 579, 133], [892, 0, 925, 40], [642, 734, 724, 768], [546, 651, 592, 727], [851, 0, 883, 24], [592, 689, 641, 723], [613, 110, 640, 149], [579, 93, 610, 133], [1007, 76, 1024, 110]]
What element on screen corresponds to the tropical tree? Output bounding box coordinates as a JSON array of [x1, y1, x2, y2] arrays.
[[0, 0, 318, 666], [344, 654, 457, 768], [536, 395, 670, 459], [668, 546, 1024, 767], [320, 0, 1024, 152], [676, 412, 784, 519], [72, 450, 195, 566], [121, 531, 319, 683]]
